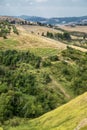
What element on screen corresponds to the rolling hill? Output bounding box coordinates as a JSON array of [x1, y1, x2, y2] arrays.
[[0, 19, 87, 130], [7, 92, 87, 130], [0, 16, 26, 24], [0, 24, 66, 50], [18, 15, 87, 25]]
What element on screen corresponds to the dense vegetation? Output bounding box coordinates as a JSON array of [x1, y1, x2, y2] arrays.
[[46, 31, 71, 41], [0, 47, 87, 129], [0, 50, 66, 123], [45, 29, 87, 49], [0, 21, 19, 39], [7, 92, 87, 130], [0, 18, 87, 130], [51, 47, 87, 95]]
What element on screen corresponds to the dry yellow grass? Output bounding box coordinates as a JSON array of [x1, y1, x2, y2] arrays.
[[10, 25, 67, 50], [22, 25, 62, 35], [16, 25, 87, 52], [0, 25, 87, 52], [60, 25, 87, 33], [70, 45, 87, 52]]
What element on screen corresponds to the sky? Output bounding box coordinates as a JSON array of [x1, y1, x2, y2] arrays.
[[0, 0, 87, 17]]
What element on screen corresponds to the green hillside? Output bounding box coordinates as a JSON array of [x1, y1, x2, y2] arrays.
[[0, 47, 87, 130], [0, 22, 87, 130], [7, 92, 87, 130]]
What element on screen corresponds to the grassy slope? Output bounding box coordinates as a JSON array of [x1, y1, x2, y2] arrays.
[[10, 25, 67, 49], [0, 25, 87, 130], [60, 25, 87, 33], [22, 25, 62, 35], [9, 92, 87, 130], [81, 126, 87, 130], [0, 25, 87, 53]]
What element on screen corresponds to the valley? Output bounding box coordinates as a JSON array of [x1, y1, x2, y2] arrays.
[[0, 19, 87, 130]]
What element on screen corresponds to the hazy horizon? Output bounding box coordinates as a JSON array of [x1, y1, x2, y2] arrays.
[[0, 0, 87, 17], [1, 15, 87, 19]]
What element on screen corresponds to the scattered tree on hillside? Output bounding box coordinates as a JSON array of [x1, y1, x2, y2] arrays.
[[0, 21, 19, 39], [63, 32, 71, 40], [47, 31, 54, 38]]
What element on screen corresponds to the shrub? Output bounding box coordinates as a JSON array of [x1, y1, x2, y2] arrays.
[[42, 59, 51, 67], [46, 31, 54, 38], [63, 32, 71, 40], [49, 55, 59, 61], [41, 73, 51, 84], [10, 118, 20, 127]]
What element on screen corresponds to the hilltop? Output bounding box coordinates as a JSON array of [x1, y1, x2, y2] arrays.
[[0, 16, 26, 24]]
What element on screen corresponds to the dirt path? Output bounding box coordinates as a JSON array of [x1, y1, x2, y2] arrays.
[[70, 45, 87, 52], [74, 118, 87, 130], [50, 76, 70, 99]]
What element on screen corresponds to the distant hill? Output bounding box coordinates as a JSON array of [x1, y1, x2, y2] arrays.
[[18, 15, 87, 25], [19, 15, 47, 22], [1, 15, 87, 26], [0, 16, 26, 23], [0, 16, 42, 25]]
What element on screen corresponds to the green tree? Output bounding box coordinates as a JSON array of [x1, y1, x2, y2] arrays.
[[63, 32, 71, 40]]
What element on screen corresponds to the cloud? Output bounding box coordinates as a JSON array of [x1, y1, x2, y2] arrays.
[[35, 0, 48, 2], [6, 3, 10, 7], [0, 0, 87, 17]]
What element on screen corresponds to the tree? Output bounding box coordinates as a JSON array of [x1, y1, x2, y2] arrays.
[[42, 32, 44, 36], [63, 32, 71, 40], [55, 33, 63, 40], [47, 31, 54, 38]]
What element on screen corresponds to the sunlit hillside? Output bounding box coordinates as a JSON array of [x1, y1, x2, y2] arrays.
[[7, 92, 87, 130]]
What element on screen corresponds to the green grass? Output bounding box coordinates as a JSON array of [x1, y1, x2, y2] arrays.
[[29, 48, 59, 57], [0, 37, 60, 57], [0, 38, 19, 49], [7, 92, 87, 130], [80, 126, 87, 130], [0, 35, 87, 130]]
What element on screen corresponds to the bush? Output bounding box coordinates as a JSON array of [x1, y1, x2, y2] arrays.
[[0, 84, 8, 94], [42, 59, 51, 67], [0, 92, 14, 123], [13, 26, 19, 35], [10, 118, 20, 127], [41, 73, 51, 84], [46, 31, 54, 38], [49, 55, 59, 61], [63, 32, 71, 40], [54, 33, 63, 40], [0, 50, 41, 68]]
